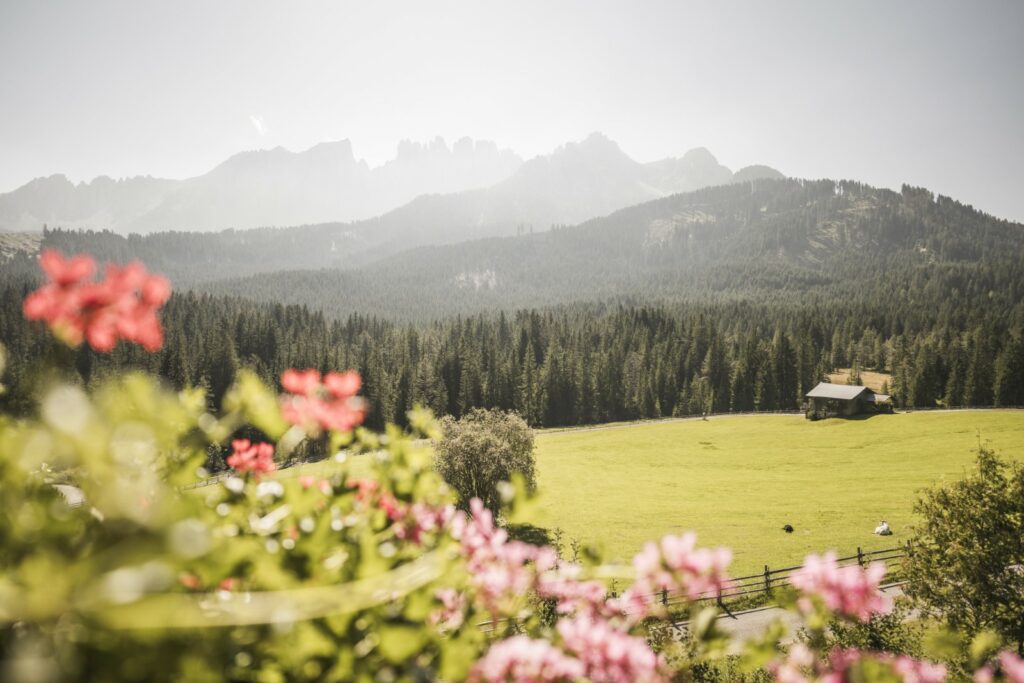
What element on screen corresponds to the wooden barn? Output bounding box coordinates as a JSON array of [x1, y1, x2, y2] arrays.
[[804, 382, 891, 419]]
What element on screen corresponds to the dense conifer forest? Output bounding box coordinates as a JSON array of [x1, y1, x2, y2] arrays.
[[2, 288, 1022, 431]]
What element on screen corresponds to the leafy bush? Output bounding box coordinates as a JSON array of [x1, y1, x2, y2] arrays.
[[434, 408, 536, 514], [903, 447, 1024, 656]]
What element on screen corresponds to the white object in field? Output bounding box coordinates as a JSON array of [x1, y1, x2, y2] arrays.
[[54, 484, 86, 508]]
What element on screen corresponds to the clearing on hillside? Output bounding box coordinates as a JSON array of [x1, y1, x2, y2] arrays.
[[528, 411, 1024, 576], [827, 368, 892, 393]]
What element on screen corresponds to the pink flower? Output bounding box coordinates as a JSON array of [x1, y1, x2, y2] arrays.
[[998, 651, 1024, 683], [769, 643, 814, 683], [226, 439, 276, 478], [323, 370, 361, 399], [820, 649, 946, 683], [178, 573, 201, 590], [556, 615, 668, 683], [300, 476, 333, 495], [450, 499, 542, 616], [469, 636, 584, 683], [429, 587, 467, 631], [39, 249, 95, 286], [789, 552, 891, 622], [23, 250, 170, 352], [537, 570, 613, 618], [281, 368, 321, 396], [890, 654, 948, 683], [772, 647, 946, 683], [280, 369, 366, 434], [620, 532, 733, 620]]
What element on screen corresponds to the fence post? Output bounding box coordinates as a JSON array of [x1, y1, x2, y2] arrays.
[[662, 588, 668, 607], [856, 546, 863, 566], [764, 564, 771, 595]]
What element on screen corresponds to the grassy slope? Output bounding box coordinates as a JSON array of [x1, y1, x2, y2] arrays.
[[528, 411, 1024, 576]]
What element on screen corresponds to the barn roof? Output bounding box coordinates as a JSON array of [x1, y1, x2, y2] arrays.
[[805, 382, 874, 401]]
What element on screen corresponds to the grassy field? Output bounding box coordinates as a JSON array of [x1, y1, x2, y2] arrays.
[[527, 411, 1024, 576]]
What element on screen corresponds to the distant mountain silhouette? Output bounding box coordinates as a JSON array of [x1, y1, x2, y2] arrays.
[[0, 134, 781, 237], [26, 135, 784, 283], [0, 137, 522, 233]]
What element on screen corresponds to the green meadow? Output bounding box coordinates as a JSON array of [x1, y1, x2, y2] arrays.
[[527, 411, 1024, 576], [273, 410, 1024, 577]]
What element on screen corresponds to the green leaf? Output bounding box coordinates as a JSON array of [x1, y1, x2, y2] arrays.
[[224, 370, 288, 440], [439, 631, 479, 681], [968, 630, 1002, 667], [921, 626, 963, 662], [377, 624, 427, 664]]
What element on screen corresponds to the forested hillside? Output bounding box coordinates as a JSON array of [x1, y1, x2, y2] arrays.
[[197, 178, 1024, 321]]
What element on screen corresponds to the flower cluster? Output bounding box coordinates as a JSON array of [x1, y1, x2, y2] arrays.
[[429, 587, 467, 632], [556, 615, 668, 683], [612, 532, 733, 621], [455, 499, 673, 682], [975, 651, 1024, 683], [469, 635, 585, 683], [451, 498, 551, 616], [226, 439, 276, 478], [348, 477, 454, 545], [536, 566, 615, 619], [23, 250, 171, 352], [829, 648, 947, 683], [298, 475, 333, 495], [280, 368, 366, 434], [772, 645, 948, 683], [789, 551, 891, 622]]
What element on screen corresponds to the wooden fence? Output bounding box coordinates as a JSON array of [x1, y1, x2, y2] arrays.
[[479, 544, 908, 631], [650, 544, 908, 611]]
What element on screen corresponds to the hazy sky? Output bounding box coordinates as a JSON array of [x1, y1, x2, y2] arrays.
[[2, 1, 1023, 221]]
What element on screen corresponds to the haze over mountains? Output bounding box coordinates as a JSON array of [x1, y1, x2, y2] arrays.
[[24, 177, 1022, 325], [0, 133, 780, 237], [194, 179, 1024, 320], [0, 137, 522, 234]]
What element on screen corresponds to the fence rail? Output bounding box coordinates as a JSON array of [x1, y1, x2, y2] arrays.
[[654, 544, 908, 610], [478, 544, 908, 632]]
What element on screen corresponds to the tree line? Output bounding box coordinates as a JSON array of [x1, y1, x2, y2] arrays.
[[2, 286, 1021, 428]]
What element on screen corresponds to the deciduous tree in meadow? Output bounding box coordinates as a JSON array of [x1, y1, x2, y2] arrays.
[[434, 408, 536, 514]]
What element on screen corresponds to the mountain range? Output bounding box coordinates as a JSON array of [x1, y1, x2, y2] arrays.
[[0, 133, 780, 238], [10, 135, 783, 283], [198, 179, 1024, 320], [25, 177, 1023, 324], [0, 137, 521, 234]]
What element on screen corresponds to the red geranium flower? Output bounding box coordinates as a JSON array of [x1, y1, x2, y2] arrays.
[[226, 439, 276, 478], [23, 250, 171, 352], [280, 369, 366, 434]]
